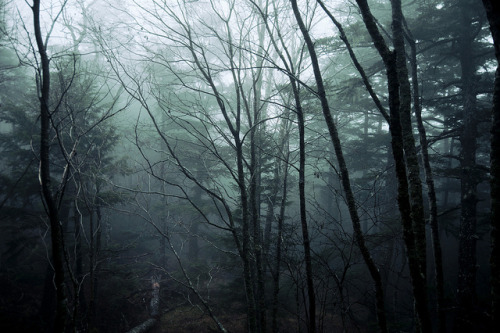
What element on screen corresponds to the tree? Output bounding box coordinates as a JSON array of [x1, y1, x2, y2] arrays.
[[32, 1, 70, 330], [409, 1, 493, 329], [93, 1, 290, 331], [1, 2, 127, 331], [289, 1, 388, 332], [4, 1, 498, 331], [352, 0, 432, 331], [481, 0, 500, 330]]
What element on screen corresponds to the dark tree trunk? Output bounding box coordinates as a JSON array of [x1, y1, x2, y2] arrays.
[[480, 0, 500, 330], [456, 2, 480, 330], [392, 2, 427, 284], [288, 5, 316, 333], [39, 264, 57, 331], [406, 25, 446, 333], [236, 137, 258, 333], [32, 1, 68, 331], [39, 200, 72, 331], [296, 82, 316, 333], [290, 1, 388, 332], [353, 1, 432, 331], [271, 162, 289, 333], [248, 42, 266, 331]]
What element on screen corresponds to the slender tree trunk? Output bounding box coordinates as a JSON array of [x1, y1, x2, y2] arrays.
[[160, 114, 169, 271], [443, 137, 455, 207], [224, 22, 259, 331], [249, 24, 267, 329], [237, 139, 258, 333], [32, 1, 68, 331], [296, 83, 316, 333], [406, 24, 446, 333], [271, 5, 316, 328], [480, 1, 500, 330], [272, 144, 290, 333], [281, 43, 316, 333], [290, 1, 388, 331]]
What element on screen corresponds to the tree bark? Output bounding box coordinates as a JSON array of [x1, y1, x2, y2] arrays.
[[406, 23, 446, 333], [286, 4, 317, 333], [392, 1, 427, 283], [271, 159, 289, 333], [353, 1, 432, 331], [290, 1, 388, 332], [248, 18, 267, 330]]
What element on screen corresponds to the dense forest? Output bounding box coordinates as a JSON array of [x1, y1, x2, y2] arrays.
[[1, 0, 499, 332]]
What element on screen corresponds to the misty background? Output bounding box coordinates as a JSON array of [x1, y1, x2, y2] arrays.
[[0, 0, 498, 332]]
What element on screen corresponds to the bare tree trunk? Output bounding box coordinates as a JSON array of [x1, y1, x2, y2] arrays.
[[269, 114, 291, 333], [406, 24, 446, 333], [290, 1, 388, 332], [278, 5, 316, 331], [248, 20, 267, 329], [353, 1, 432, 331], [296, 82, 316, 333], [32, 1, 68, 331], [271, 157, 289, 333], [392, 2, 427, 284]]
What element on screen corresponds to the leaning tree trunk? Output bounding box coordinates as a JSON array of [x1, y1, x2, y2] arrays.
[[480, 0, 500, 330], [32, 1, 68, 332], [392, 5, 427, 282], [353, 0, 432, 331], [290, 1, 388, 331]]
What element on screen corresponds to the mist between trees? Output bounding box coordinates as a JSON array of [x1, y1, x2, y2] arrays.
[[1, 0, 499, 332]]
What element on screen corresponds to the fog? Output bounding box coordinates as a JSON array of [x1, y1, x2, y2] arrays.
[[0, 0, 498, 332]]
